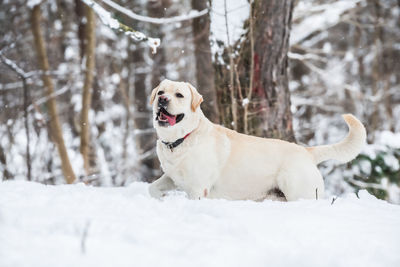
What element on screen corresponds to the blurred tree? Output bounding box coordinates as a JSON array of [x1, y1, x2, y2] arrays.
[[129, 1, 159, 182], [75, 0, 86, 59], [0, 145, 12, 180], [80, 5, 96, 176], [31, 4, 76, 184], [192, 0, 220, 123], [148, 0, 169, 88]]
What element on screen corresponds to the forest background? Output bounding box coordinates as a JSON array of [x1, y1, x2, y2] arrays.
[[1, 0, 399, 203]]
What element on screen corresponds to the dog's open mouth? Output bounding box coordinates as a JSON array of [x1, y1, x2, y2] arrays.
[[156, 107, 184, 126]]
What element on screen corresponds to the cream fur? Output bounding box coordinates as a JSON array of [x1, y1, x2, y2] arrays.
[[149, 80, 367, 201]]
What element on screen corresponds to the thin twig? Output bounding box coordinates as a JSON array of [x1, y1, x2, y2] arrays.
[[244, 0, 255, 134], [234, 63, 243, 102], [81, 221, 91, 254], [224, 0, 237, 130], [331, 196, 338, 205]]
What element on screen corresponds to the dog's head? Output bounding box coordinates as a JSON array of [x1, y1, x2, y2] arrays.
[[150, 79, 203, 141]]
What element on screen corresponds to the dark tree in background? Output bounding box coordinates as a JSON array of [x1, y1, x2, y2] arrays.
[[31, 4, 76, 184], [251, 0, 295, 141], [191, 0, 220, 123], [148, 0, 169, 88], [216, 0, 295, 142]]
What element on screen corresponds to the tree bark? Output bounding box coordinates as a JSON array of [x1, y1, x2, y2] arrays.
[[80, 5, 96, 175], [0, 144, 12, 180], [74, 0, 86, 59], [31, 4, 76, 184], [369, 0, 383, 142], [192, 0, 220, 123], [131, 43, 159, 182], [251, 0, 295, 141], [22, 78, 32, 181]]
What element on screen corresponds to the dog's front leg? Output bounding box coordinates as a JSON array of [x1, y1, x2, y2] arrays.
[[185, 172, 217, 200], [149, 174, 177, 199], [186, 183, 213, 200]]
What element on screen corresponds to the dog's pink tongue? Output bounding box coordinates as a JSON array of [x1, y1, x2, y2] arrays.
[[165, 114, 176, 126]]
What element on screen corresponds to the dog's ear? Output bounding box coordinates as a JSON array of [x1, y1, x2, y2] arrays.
[[187, 83, 203, 112], [150, 85, 159, 105]]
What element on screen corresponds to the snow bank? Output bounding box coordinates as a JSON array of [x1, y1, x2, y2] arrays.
[[0, 181, 399, 267]]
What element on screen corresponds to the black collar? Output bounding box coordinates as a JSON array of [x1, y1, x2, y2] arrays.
[[162, 132, 192, 151]]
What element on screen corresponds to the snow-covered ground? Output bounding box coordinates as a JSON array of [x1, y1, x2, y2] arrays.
[[1, 181, 399, 267]]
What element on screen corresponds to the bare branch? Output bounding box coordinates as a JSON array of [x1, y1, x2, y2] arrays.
[[101, 0, 208, 25], [224, 0, 237, 131], [0, 51, 28, 79]]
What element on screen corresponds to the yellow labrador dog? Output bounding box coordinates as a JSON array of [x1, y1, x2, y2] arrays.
[[149, 79, 366, 201]]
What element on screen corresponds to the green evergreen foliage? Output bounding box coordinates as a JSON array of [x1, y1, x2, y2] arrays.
[[348, 147, 400, 201]]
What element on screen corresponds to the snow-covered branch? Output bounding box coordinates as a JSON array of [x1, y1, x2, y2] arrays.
[[101, 0, 208, 24], [81, 0, 160, 53], [291, 0, 361, 45], [0, 51, 28, 78], [28, 85, 70, 112], [288, 52, 328, 63]]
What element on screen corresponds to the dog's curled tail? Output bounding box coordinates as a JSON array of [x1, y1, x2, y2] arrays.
[[306, 114, 366, 165]]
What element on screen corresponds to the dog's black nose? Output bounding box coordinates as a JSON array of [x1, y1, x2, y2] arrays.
[[158, 95, 169, 107]]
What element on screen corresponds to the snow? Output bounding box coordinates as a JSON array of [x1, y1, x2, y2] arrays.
[[377, 131, 400, 149], [210, 0, 250, 55], [27, 0, 41, 9], [383, 154, 400, 171], [81, 0, 119, 29], [81, 0, 160, 53], [1, 181, 399, 267], [291, 0, 361, 45]]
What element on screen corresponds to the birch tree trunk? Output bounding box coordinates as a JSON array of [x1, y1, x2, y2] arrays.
[[80, 5, 96, 175], [251, 0, 295, 141], [192, 0, 220, 123], [31, 4, 76, 184]]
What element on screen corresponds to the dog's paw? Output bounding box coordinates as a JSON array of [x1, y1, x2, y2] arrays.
[[148, 184, 164, 199]]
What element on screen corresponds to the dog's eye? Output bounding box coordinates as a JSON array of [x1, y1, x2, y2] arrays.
[[176, 93, 184, 98], [157, 91, 164, 95]]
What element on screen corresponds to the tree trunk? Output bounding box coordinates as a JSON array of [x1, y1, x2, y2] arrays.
[[131, 43, 159, 182], [369, 0, 383, 142], [192, 0, 220, 123], [31, 4, 76, 184], [74, 0, 86, 59], [0, 144, 12, 180], [22, 78, 32, 181], [147, 0, 169, 88], [80, 5, 96, 175], [251, 0, 295, 142]]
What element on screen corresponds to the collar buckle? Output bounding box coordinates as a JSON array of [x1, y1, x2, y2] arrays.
[[162, 131, 192, 152]]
